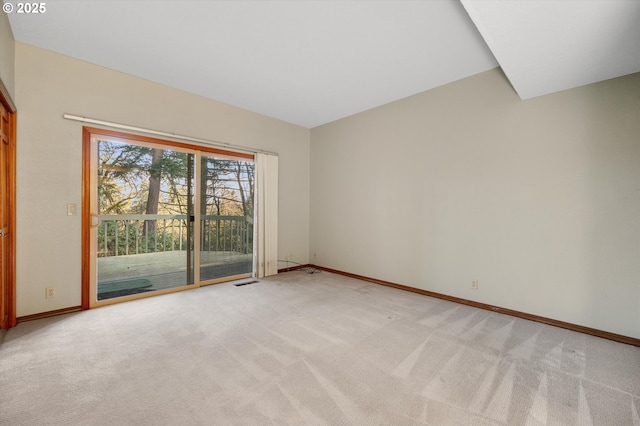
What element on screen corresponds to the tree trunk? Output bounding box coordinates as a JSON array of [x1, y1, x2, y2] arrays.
[[245, 162, 254, 216], [200, 157, 209, 215], [234, 161, 248, 216], [144, 148, 163, 240]]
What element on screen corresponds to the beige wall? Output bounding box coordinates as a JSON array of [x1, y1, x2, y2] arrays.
[[15, 42, 310, 316], [310, 68, 640, 339], [0, 11, 15, 99], [10, 39, 640, 339]]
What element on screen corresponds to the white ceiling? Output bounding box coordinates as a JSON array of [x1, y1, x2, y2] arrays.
[[6, 0, 640, 128], [461, 0, 640, 100]]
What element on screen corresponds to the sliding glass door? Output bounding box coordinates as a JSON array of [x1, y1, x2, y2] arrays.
[[85, 129, 255, 306], [199, 154, 254, 283]]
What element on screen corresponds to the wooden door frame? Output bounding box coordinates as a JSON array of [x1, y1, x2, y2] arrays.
[[82, 127, 254, 309], [0, 77, 16, 329]]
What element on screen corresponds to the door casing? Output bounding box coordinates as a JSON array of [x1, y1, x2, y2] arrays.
[[0, 78, 16, 329]]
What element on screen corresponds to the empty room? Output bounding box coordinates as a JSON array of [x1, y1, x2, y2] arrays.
[[0, 1, 639, 425]]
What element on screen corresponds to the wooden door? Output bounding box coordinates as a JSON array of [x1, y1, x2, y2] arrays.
[[0, 98, 15, 328]]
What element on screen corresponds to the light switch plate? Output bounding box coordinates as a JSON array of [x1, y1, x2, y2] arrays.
[[67, 203, 78, 216]]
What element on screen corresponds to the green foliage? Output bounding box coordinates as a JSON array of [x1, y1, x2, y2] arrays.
[[97, 139, 256, 257], [98, 140, 254, 217]]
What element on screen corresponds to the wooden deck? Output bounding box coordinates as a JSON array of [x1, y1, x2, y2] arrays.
[[97, 251, 252, 296]]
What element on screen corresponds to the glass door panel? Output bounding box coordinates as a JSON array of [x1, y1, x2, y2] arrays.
[[95, 138, 195, 300], [198, 155, 254, 283], [86, 128, 257, 307]]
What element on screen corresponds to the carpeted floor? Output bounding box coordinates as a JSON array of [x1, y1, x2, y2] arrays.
[[1, 271, 639, 425]]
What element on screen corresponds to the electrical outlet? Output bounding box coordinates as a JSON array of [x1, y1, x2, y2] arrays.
[[471, 280, 478, 290], [45, 287, 56, 299]]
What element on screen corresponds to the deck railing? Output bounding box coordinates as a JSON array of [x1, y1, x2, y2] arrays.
[[98, 214, 253, 257]]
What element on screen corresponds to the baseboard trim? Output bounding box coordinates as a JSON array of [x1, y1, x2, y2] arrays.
[[16, 306, 83, 323], [314, 265, 640, 347], [13, 268, 639, 347], [278, 263, 313, 273]]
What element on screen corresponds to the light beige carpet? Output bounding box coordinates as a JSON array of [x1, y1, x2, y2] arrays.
[[1, 271, 639, 425]]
